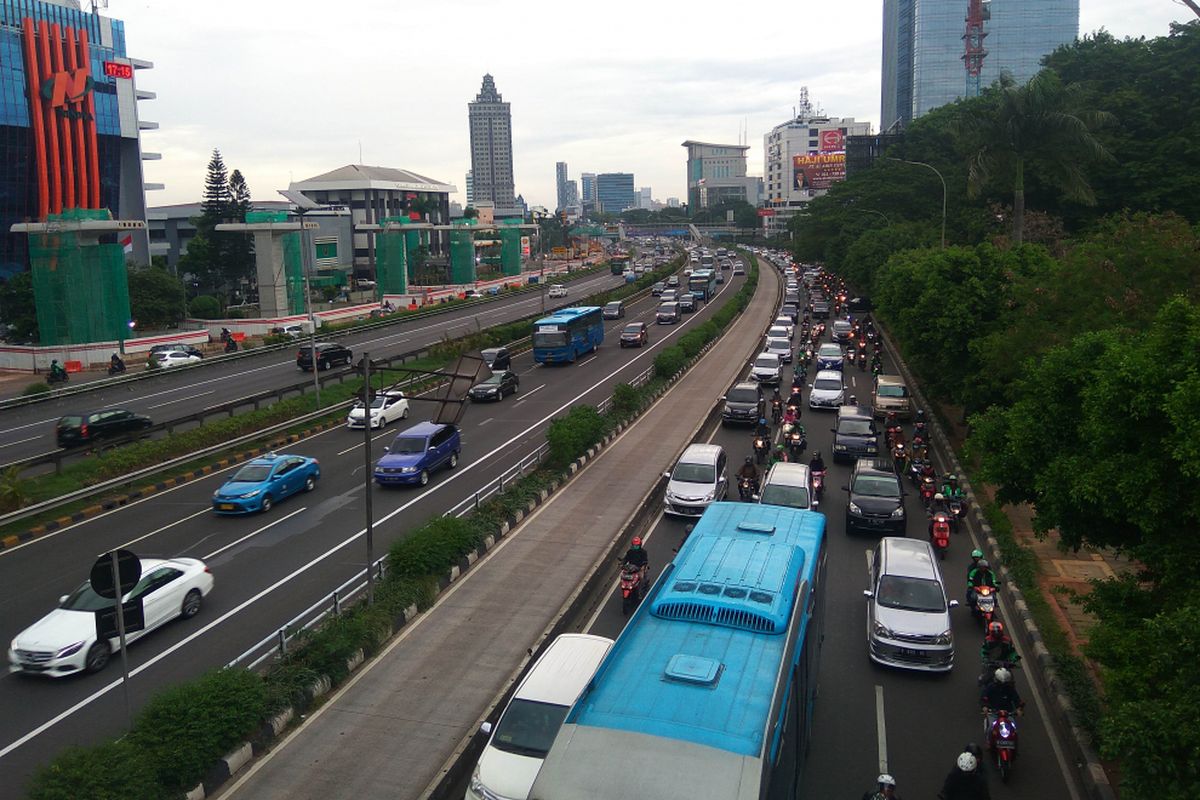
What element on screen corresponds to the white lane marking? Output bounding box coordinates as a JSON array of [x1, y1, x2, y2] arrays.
[[0, 435, 41, 449], [335, 428, 393, 457], [510, 384, 545, 406], [149, 391, 213, 409], [200, 507, 308, 561], [477, 418, 493, 427], [117, 508, 212, 551], [875, 684, 888, 774], [0, 271, 728, 757], [0, 417, 62, 436], [204, 392, 264, 411]]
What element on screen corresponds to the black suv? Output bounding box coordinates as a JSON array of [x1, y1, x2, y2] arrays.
[[722, 381, 765, 426], [57, 409, 152, 448], [297, 342, 354, 371], [844, 459, 906, 535], [831, 405, 881, 463], [481, 347, 511, 370]]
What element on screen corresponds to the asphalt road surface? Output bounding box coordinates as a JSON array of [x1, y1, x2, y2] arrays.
[[0, 267, 626, 467], [0, 261, 745, 797]]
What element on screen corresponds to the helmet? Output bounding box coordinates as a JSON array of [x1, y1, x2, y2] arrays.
[[956, 752, 978, 772], [993, 667, 1012, 684], [631, 537, 642, 548], [948, 473, 958, 482], [934, 492, 945, 501], [812, 450, 822, 459], [988, 621, 1005, 637], [877, 774, 896, 788], [978, 559, 990, 569], [849, 394, 858, 404], [776, 444, 786, 452], [745, 456, 754, 465], [964, 742, 983, 758], [971, 548, 984, 560], [916, 409, 926, 419], [886, 411, 897, 420], [759, 417, 768, 426]]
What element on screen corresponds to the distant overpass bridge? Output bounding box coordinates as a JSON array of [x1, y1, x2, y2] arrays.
[[619, 223, 744, 241]]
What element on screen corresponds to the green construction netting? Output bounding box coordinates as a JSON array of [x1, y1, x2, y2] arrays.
[[281, 231, 305, 315], [499, 226, 522, 276], [376, 228, 408, 296], [30, 208, 132, 345], [449, 223, 477, 285]]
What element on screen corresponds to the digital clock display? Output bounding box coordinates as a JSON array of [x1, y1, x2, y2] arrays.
[[103, 61, 133, 80]]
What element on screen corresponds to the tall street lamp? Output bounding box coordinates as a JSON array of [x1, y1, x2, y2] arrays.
[[886, 157, 946, 248]]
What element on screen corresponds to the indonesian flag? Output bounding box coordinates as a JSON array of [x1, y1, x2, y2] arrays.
[[121, 234, 133, 255]]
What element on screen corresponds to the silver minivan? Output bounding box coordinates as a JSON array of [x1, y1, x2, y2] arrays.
[[663, 443, 728, 517], [864, 537, 957, 672], [757, 462, 815, 510]]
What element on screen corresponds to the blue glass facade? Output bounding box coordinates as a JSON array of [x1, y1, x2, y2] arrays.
[[0, 0, 129, 277], [883, 0, 1078, 129], [596, 173, 634, 215]]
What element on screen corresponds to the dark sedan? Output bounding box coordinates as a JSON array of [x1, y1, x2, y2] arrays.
[[56, 409, 152, 448], [468, 370, 519, 401], [297, 342, 354, 371], [844, 459, 906, 535], [619, 322, 649, 348]]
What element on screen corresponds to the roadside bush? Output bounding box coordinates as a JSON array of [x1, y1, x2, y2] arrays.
[[21, 382, 50, 396], [546, 405, 609, 466], [0, 465, 28, 512], [262, 334, 291, 346], [387, 516, 482, 581], [653, 346, 686, 379], [27, 739, 160, 800], [187, 295, 221, 319], [611, 383, 641, 417], [129, 667, 267, 794]]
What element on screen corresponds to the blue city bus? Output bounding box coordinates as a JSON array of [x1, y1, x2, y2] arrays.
[[530, 502, 827, 800], [531, 306, 604, 364], [688, 268, 718, 301]]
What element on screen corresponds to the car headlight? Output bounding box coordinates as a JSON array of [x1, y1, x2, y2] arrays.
[[703, 491, 716, 502], [890, 506, 906, 518], [239, 489, 262, 499], [834, 444, 848, 451], [400, 466, 417, 474], [848, 502, 863, 515], [469, 765, 485, 795], [55, 641, 86, 658], [867, 442, 878, 450], [934, 629, 953, 646], [872, 621, 894, 639], [212, 490, 220, 499]]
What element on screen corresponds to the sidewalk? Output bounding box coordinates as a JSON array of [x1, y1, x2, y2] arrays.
[[215, 264, 780, 800]]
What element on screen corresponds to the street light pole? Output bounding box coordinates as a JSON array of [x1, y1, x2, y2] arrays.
[[297, 207, 321, 407], [362, 351, 374, 605], [887, 157, 946, 248]]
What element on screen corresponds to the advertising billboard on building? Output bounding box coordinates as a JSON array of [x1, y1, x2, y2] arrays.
[[819, 129, 845, 152], [793, 153, 846, 191]]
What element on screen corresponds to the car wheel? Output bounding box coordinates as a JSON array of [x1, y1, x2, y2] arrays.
[[181, 589, 202, 619], [319, 360, 329, 370], [260, 494, 273, 512], [304, 475, 316, 492], [512, 382, 519, 394], [418, 469, 430, 486], [449, 452, 459, 469], [402, 407, 409, 419], [85, 641, 111, 673]]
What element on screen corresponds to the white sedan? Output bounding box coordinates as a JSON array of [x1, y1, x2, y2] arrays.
[[154, 351, 202, 369], [8, 557, 214, 677], [346, 390, 410, 429]]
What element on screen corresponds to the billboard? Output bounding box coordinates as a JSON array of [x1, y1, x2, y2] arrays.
[[793, 153, 846, 191], [819, 129, 845, 152]]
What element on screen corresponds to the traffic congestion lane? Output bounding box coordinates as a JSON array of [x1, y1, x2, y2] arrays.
[[0, 266, 743, 794], [0, 268, 629, 463], [581, 282, 1077, 800]]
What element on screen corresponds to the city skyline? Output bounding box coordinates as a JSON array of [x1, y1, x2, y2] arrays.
[[111, 0, 1189, 211]]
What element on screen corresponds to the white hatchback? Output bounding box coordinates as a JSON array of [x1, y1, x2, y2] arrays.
[[346, 390, 410, 429]]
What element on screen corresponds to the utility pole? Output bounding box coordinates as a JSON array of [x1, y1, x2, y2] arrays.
[[362, 351, 375, 605]]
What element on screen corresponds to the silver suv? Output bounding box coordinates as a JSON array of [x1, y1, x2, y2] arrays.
[[663, 443, 728, 517], [864, 537, 957, 672]]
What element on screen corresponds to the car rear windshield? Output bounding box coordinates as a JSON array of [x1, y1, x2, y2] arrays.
[[390, 436, 427, 454], [726, 387, 759, 404], [854, 475, 901, 497], [839, 419, 874, 436], [760, 484, 810, 509], [877, 385, 908, 398], [876, 575, 946, 613], [622, 324, 642, 334], [58, 415, 82, 427], [754, 356, 778, 369], [490, 699, 570, 758], [834, 321, 852, 331], [814, 378, 841, 391], [672, 462, 716, 484], [232, 464, 272, 482], [767, 339, 789, 350], [818, 345, 842, 356], [605, 302, 621, 311]]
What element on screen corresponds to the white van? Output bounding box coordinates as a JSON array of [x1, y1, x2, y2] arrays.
[[468, 634, 614, 800], [547, 284, 568, 298]]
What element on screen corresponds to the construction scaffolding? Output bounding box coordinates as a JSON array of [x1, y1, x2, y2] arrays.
[[27, 209, 132, 346], [376, 217, 410, 296], [499, 222, 522, 276], [449, 220, 477, 285]]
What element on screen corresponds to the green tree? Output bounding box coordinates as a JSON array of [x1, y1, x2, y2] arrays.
[[128, 265, 186, 330], [462, 206, 479, 220], [0, 271, 38, 343], [200, 149, 230, 230], [186, 294, 221, 319], [963, 69, 1113, 245], [225, 169, 255, 294]]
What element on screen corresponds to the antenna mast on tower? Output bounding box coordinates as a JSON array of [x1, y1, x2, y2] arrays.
[[963, 0, 991, 98]]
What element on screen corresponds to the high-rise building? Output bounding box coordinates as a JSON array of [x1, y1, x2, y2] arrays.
[[465, 169, 474, 205], [595, 173, 635, 214], [882, 0, 1079, 131], [555, 162, 571, 211], [580, 172, 597, 204], [0, 0, 159, 277], [563, 180, 579, 210], [468, 74, 517, 214], [763, 93, 872, 236], [681, 141, 762, 211], [637, 187, 653, 209], [666, 197, 681, 208]]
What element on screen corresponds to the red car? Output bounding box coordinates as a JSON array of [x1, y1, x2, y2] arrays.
[[619, 322, 649, 348]]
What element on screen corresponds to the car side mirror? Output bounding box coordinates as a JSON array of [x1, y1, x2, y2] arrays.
[[481, 721, 493, 735], [949, 600, 960, 608], [863, 590, 874, 598], [382, 446, 389, 453], [841, 485, 850, 491], [59, 594, 68, 604], [751, 494, 760, 501], [830, 428, 837, 433], [663, 471, 671, 479]]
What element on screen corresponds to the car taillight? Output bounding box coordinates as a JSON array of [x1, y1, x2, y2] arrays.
[[297, 351, 303, 360], [80, 423, 88, 437], [204, 566, 212, 574]]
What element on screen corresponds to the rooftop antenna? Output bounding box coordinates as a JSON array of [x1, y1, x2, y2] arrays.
[[358, 140, 363, 165], [797, 87, 814, 120], [89, 0, 108, 13]]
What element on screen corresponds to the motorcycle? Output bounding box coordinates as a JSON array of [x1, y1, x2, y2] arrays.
[[47, 369, 68, 385], [907, 457, 927, 486], [107, 361, 126, 376], [753, 435, 770, 465], [856, 350, 867, 371], [983, 709, 1020, 781], [930, 512, 952, 559], [784, 425, 806, 457], [891, 444, 908, 477], [885, 423, 904, 449], [618, 561, 644, 615], [771, 398, 784, 424], [871, 359, 883, 376], [971, 584, 998, 626], [919, 475, 937, 506], [738, 476, 759, 502]]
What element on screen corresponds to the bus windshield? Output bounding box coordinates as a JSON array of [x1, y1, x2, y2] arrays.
[[533, 331, 568, 348]]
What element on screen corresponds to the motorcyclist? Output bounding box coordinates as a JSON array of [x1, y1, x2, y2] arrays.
[[928, 492, 952, 534], [770, 387, 784, 421], [225, 337, 238, 353], [782, 405, 799, 427], [942, 474, 966, 502], [967, 559, 998, 609], [737, 457, 760, 493], [809, 450, 826, 474], [981, 667, 1025, 731], [109, 352, 125, 373], [967, 548, 985, 578], [891, 441, 908, 475], [770, 443, 789, 465], [938, 749, 990, 800], [622, 537, 649, 584], [980, 621, 1021, 669], [49, 359, 66, 380], [863, 773, 901, 800]]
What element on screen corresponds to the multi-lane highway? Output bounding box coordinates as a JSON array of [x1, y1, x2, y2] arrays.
[[579, 263, 1081, 799], [0, 267, 626, 467], [0, 255, 745, 796]]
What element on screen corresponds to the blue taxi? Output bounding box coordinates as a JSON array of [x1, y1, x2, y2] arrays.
[[212, 453, 320, 514]]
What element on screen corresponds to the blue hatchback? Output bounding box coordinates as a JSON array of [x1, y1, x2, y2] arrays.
[[816, 343, 845, 371], [374, 422, 461, 487], [212, 453, 320, 514]]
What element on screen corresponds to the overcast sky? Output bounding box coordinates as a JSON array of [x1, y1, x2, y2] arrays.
[[112, 0, 1192, 210]]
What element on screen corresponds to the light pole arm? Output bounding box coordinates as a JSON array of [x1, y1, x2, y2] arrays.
[[887, 157, 947, 248]]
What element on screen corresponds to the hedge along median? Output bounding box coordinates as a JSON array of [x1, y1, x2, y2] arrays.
[[0, 254, 689, 533], [24, 249, 733, 800]]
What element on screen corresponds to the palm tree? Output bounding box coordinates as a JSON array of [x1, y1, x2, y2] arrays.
[[964, 69, 1113, 245]]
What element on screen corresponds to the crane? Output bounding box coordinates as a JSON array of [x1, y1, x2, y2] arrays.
[[962, 0, 991, 98]]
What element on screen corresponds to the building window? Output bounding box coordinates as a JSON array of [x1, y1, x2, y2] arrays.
[[314, 240, 338, 262]]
